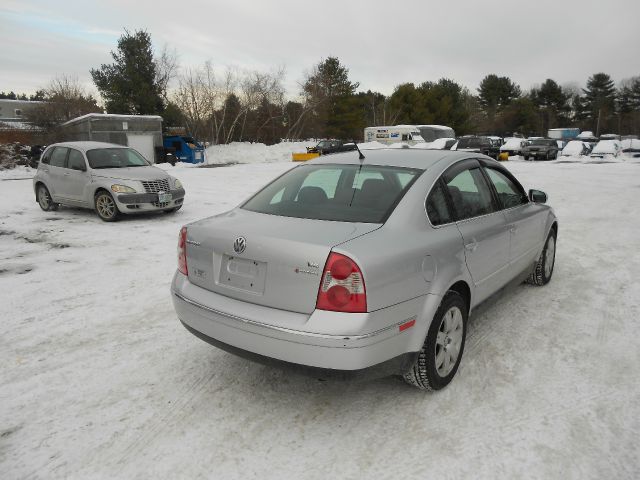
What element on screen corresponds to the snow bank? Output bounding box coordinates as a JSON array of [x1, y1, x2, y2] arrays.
[[0, 165, 36, 179], [204, 141, 309, 164], [358, 141, 387, 150]]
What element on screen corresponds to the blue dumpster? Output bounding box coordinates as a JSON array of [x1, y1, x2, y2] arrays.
[[163, 135, 205, 164]]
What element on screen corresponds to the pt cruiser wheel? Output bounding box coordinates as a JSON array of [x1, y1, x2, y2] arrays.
[[95, 191, 119, 222], [37, 184, 58, 211], [403, 291, 468, 391]]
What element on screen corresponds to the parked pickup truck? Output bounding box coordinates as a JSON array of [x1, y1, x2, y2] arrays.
[[307, 140, 357, 155]]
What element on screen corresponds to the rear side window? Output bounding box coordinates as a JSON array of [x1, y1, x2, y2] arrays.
[[242, 164, 423, 223], [445, 167, 495, 220], [50, 147, 68, 168], [426, 181, 453, 226], [41, 148, 52, 165]]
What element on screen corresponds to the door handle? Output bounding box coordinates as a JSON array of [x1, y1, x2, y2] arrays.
[[63, 172, 71, 176], [509, 225, 518, 234], [465, 240, 478, 252]]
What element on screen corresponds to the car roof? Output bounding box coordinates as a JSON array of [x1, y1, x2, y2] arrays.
[[47, 141, 128, 153], [309, 148, 485, 171]]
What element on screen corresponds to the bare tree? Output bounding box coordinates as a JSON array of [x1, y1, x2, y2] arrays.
[[26, 75, 101, 130], [173, 62, 218, 141], [155, 44, 179, 103]]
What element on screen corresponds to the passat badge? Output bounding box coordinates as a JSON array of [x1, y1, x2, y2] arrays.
[[233, 236, 246, 254]]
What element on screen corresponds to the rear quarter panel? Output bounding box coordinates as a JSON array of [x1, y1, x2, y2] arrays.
[[335, 170, 473, 312]]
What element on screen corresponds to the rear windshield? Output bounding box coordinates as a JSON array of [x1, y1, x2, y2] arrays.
[[86, 148, 149, 169], [457, 137, 488, 148], [241, 164, 423, 223], [529, 139, 554, 146]]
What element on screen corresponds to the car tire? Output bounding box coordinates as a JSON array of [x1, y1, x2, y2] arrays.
[[163, 205, 182, 214], [524, 155, 529, 161], [36, 184, 59, 211], [403, 291, 467, 391], [95, 191, 120, 222], [527, 228, 557, 286]]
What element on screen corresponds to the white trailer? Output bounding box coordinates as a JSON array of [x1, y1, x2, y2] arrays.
[[364, 125, 425, 145]]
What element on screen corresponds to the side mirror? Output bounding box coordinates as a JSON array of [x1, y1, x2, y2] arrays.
[[529, 189, 547, 203]]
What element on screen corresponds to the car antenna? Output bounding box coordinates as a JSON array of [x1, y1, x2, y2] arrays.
[[352, 140, 365, 161]]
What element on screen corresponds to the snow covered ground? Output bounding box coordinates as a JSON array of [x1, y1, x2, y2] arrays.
[[1, 152, 639, 479]]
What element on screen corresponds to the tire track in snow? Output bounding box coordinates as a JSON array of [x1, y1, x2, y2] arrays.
[[112, 370, 218, 473]]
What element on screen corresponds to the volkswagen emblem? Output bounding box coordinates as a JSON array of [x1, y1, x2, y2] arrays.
[[233, 236, 246, 254]]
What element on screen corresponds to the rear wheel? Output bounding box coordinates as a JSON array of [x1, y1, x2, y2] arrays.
[[95, 191, 119, 222], [527, 229, 557, 286], [36, 184, 58, 211], [403, 291, 467, 391]]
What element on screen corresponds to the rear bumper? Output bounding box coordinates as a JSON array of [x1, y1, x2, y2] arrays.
[[180, 321, 418, 381], [171, 273, 434, 375]]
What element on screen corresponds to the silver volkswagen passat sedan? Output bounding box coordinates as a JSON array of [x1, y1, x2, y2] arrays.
[[171, 149, 557, 390], [33, 141, 185, 221]]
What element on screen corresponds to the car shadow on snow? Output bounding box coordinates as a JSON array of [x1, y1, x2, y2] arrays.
[[38, 204, 182, 224], [187, 276, 535, 403]]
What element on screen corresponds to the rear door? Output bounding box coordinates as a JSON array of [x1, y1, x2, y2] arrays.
[[443, 159, 511, 304], [57, 148, 90, 205], [46, 147, 69, 201]]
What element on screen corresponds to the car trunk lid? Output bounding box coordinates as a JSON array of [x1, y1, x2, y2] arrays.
[[184, 209, 380, 314]]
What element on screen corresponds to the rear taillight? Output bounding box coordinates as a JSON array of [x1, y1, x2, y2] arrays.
[[177, 226, 188, 275], [316, 252, 366, 313]]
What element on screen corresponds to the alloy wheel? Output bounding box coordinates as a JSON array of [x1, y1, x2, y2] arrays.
[[545, 236, 556, 278], [38, 186, 50, 210], [96, 194, 116, 219], [435, 306, 464, 377]]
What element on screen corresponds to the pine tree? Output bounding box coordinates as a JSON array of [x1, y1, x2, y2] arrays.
[[477, 75, 521, 120], [91, 29, 164, 115], [582, 73, 617, 134], [302, 57, 359, 138], [530, 79, 571, 131]]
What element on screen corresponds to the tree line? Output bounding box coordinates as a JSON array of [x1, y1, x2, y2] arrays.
[[13, 29, 640, 143]]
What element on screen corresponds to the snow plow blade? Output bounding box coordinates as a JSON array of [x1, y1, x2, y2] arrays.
[[292, 152, 320, 162]]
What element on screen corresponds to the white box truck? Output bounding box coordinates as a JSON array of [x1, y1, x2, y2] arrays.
[[364, 125, 425, 145]]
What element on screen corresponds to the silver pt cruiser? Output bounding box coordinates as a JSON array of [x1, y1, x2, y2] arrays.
[[33, 141, 185, 221], [172, 149, 557, 390]]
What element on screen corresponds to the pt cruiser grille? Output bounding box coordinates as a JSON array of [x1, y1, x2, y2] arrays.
[[142, 179, 170, 194]]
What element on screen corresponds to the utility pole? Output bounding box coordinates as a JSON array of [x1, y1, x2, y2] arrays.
[[596, 108, 601, 137]]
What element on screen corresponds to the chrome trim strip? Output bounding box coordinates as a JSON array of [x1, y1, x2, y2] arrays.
[[173, 291, 411, 341]]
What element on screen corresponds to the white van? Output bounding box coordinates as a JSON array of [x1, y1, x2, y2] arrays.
[[415, 124, 455, 142], [364, 125, 425, 145]]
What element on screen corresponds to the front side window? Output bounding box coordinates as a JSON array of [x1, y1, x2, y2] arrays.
[[67, 149, 86, 171], [484, 168, 527, 209], [86, 148, 149, 169], [445, 167, 495, 220], [242, 164, 423, 223], [50, 147, 68, 168]]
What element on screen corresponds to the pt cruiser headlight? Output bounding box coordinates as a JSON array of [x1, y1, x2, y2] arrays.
[[111, 184, 136, 193], [174, 179, 182, 189]]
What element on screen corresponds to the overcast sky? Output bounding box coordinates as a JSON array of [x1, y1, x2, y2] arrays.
[[1, 0, 639, 101]]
